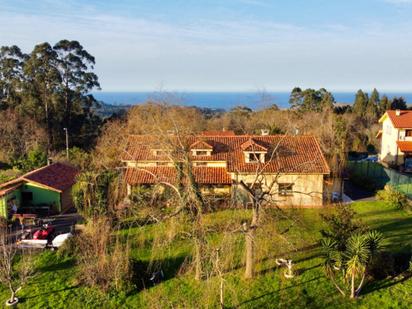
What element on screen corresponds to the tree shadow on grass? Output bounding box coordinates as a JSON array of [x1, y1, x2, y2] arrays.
[[361, 251, 412, 296], [21, 285, 80, 300], [237, 276, 322, 307], [130, 255, 188, 294], [36, 258, 75, 273], [375, 217, 412, 234]]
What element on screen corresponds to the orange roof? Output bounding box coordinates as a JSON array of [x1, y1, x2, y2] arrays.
[[397, 141, 412, 153], [124, 167, 232, 185], [123, 135, 330, 175], [240, 138, 268, 152], [190, 140, 213, 150], [0, 182, 23, 198], [0, 163, 78, 193], [385, 110, 412, 128]]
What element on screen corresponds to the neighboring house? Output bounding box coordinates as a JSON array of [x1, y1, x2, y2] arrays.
[[378, 110, 412, 171], [0, 163, 78, 218], [122, 133, 330, 207]]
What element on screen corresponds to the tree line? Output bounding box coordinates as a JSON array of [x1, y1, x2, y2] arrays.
[[0, 40, 101, 163]]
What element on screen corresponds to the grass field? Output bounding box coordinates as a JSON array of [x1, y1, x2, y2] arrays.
[[1, 201, 412, 308]]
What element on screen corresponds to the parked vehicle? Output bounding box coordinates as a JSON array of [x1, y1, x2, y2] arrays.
[[18, 232, 72, 250], [33, 224, 55, 241]]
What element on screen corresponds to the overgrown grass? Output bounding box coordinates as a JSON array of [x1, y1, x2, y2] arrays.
[[1, 201, 412, 308]]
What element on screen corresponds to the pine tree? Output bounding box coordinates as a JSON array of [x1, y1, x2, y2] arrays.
[[379, 95, 391, 114], [352, 90, 368, 115], [365, 88, 379, 122], [391, 97, 408, 110]]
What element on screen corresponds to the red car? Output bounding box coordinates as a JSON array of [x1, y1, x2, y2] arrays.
[[33, 225, 55, 240]]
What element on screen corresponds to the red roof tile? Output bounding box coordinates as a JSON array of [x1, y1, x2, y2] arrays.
[[240, 138, 268, 152], [124, 167, 232, 185], [397, 141, 412, 153], [21, 163, 78, 192], [190, 140, 213, 150], [0, 182, 23, 198], [123, 135, 330, 175], [385, 110, 412, 128]]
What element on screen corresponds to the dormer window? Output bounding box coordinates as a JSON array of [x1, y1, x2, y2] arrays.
[[154, 150, 168, 156], [245, 152, 265, 163], [195, 150, 209, 156], [248, 153, 261, 162], [190, 140, 213, 157], [241, 138, 268, 164]]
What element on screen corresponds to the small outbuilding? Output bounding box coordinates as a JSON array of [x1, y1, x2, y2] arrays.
[[0, 163, 78, 218]]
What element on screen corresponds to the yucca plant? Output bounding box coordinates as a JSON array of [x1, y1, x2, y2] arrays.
[[321, 230, 383, 299]]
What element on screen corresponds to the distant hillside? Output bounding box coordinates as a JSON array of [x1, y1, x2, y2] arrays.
[[93, 101, 132, 119]]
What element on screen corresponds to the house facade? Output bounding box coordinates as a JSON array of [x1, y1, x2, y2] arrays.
[[122, 132, 330, 207], [378, 110, 412, 171], [0, 163, 78, 218]]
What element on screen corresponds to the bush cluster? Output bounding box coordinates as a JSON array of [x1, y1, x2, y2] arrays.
[[376, 185, 409, 210]]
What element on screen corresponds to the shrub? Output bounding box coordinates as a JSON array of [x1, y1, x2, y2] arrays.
[[76, 217, 132, 292], [129, 186, 154, 206], [11, 148, 47, 172], [376, 185, 409, 209], [57, 233, 80, 258], [320, 204, 366, 251]]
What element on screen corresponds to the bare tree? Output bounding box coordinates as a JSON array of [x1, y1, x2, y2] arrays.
[[123, 103, 209, 280], [0, 228, 34, 306], [234, 137, 321, 279]]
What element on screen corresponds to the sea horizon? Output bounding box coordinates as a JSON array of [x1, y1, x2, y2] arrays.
[[93, 91, 412, 110]]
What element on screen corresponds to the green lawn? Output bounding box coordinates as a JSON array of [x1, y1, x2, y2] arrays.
[[1, 201, 412, 308]]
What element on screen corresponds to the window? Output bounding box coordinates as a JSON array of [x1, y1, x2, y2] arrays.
[[278, 183, 294, 196], [386, 124, 392, 135], [156, 162, 169, 166], [195, 150, 208, 156], [248, 153, 260, 162], [195, 162, 208, 167], [406, 130, 412, 137], [22, 191, 33, 202], [155, 150, 168, 156]]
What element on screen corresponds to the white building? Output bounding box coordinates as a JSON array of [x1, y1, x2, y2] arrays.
[[378, 110, 412, 171]]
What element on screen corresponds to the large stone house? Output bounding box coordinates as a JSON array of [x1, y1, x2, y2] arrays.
[[122, 132, 330, 207], [378, 110, 412, 171]]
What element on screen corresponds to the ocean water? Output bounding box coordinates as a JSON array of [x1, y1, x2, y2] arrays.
[[92, 91, 412, 110]]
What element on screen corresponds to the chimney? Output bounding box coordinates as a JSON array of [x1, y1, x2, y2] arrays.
[[396, 109, 401, 116], [261, 129, 269, 136]]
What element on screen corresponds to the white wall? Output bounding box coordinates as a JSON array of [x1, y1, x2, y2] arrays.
[[380, 117, 399, 164], [232, 173, 324, 207]]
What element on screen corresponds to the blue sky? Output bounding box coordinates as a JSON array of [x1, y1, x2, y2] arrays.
[[1, 0, 412, 91]]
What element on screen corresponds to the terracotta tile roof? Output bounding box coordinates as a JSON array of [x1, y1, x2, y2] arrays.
[[124, 167, 232, 185], [385, 110, 412, 128], [190, 140, 213, 150], [397, 141, 412, 153], [0, 182, 24, 198], [240, 138, 268, 152], [21, 163, 78, 192], [123, 135, 330, 175], [201, 130, 235, 136]]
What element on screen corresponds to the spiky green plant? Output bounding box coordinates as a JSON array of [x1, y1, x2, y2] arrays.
[[321, 230, 383, 299]]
